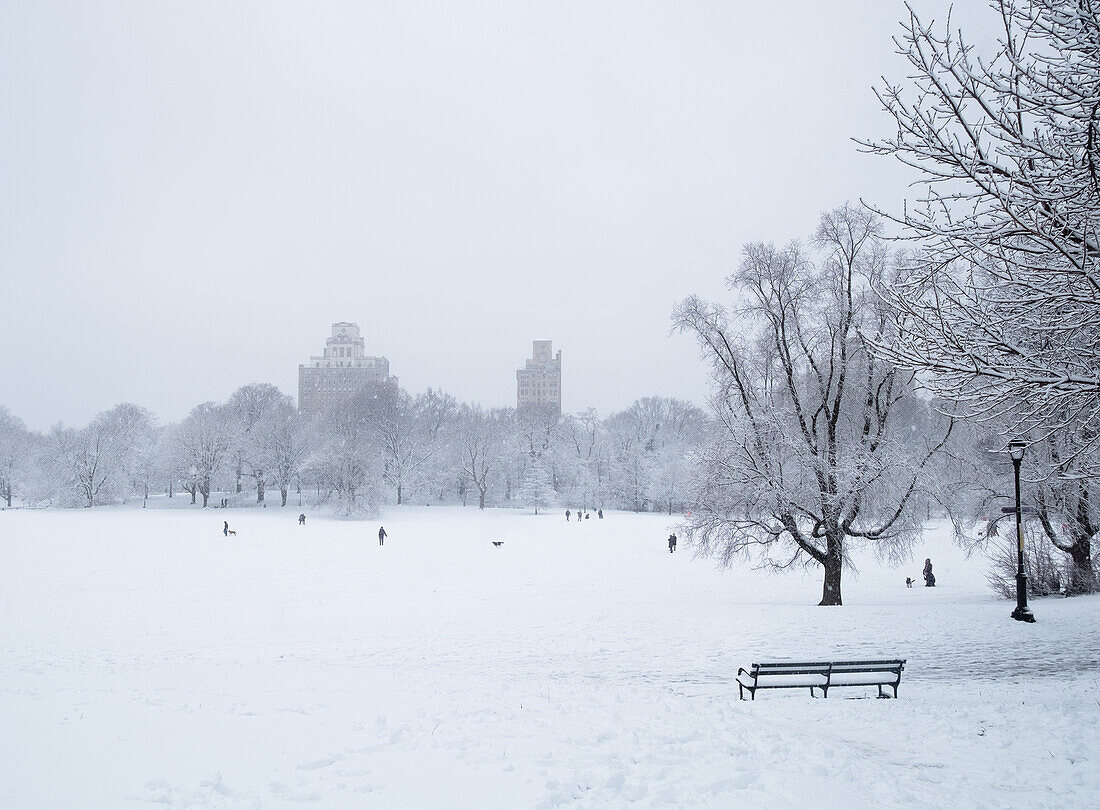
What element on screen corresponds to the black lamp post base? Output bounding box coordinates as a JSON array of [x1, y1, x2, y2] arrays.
[[1011, 606, 1036, 623]]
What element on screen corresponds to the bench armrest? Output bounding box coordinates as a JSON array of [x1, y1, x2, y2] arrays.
[[736, 667, 753, 678]]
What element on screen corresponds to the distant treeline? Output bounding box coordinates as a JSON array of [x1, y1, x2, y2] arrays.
[[0, 384, 709, 517]]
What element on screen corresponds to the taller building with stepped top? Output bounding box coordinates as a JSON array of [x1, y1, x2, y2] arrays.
[[516, 339, 561, 413], [298, 322, 391, 416]]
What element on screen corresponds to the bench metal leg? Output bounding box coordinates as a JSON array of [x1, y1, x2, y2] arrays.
[[875, 683, 900, 699]]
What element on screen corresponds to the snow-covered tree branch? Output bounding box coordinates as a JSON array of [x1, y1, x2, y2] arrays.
[[861, 0, 1100, 464]]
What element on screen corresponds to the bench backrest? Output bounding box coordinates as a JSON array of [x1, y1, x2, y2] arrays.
[[751, 659, 904, 676], [828, 660, 904, 674]]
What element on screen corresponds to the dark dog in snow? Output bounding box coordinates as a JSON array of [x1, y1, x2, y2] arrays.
[[906, 577, 914, 588], [492, 541, 504, 547]]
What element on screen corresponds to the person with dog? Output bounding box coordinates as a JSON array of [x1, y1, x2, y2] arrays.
[[668, 533, 677, 553], [923, 558, 936, 587], [223, 520, 229, 537], [378, 526, 387, 546]]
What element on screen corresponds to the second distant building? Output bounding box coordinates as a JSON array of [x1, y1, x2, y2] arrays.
[[517, 339, 561, 413]]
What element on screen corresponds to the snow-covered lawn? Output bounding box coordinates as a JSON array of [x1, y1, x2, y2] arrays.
[[1, 505, 1097, 808]]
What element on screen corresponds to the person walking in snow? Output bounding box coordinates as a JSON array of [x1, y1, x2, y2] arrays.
[[923, 558, 936, 587], [566, 510, 571, 521], [223, 520, 229, 537], [668, 533, 677, 553], [378, 526, 387, 546], [597, 509, 603, 519], [298, 513, 306, 525]]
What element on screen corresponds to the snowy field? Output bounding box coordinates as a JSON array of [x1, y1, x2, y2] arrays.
[[1, 505, 1098, 809]]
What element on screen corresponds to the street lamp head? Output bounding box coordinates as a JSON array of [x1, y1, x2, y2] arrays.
[[1008, 439, 1027, 462]]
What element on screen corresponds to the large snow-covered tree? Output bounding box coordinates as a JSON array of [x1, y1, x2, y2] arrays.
[[862, 0, 1100, 466], [674, 205, 953, 605]]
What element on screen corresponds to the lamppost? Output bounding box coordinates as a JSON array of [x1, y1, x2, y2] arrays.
[[1008, 440, 1036, 623]]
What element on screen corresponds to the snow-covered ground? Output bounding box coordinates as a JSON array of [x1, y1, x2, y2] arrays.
[[1, 505, 1097, 808]]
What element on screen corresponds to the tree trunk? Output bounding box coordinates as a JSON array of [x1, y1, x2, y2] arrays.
[[819, 545, 843, 606], [257, 476, 265, 503], [1066, 539, 1097, 595], [397, 483, 403, 505], [479, 488, 486, 510], [201, 490, 209, 508], [280, 488, 288, 507]]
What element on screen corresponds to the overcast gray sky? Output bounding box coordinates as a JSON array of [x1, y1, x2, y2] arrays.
[[0, 1, 989, 432]]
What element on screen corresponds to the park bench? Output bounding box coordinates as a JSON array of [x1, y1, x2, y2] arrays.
[[736, 659, 905, 700]]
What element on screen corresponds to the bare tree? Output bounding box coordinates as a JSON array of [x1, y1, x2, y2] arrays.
[[674, 206, 952, 605], [512, 404, 563, 508], [861, 0, 1100, 467], [411, 388, 462, 504], [305, 397, 382, 517], [603, 397, 708, 513], [0, 406, 33, 507], [173, 402, 234, 508], [603, 409, 653, 512], [560, 408, 607, 511], [48, 404, 157, 507], [252, 397, 308, 507], [354, 381, 451, 506], [457, 405, 511, 510], [227, 383, 290, 503]]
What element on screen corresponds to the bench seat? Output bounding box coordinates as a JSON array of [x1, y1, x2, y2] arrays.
[[827, 671, 900, 687], [735, 673, 827, 690]]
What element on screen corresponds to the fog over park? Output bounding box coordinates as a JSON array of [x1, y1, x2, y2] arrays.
[[0, 1, 994, 431]]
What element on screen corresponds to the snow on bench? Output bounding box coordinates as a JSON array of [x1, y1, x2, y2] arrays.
[[736, 659, 905, 700]]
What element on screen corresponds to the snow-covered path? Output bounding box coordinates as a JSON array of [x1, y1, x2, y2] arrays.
[[1, 506, 1097, 808]]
